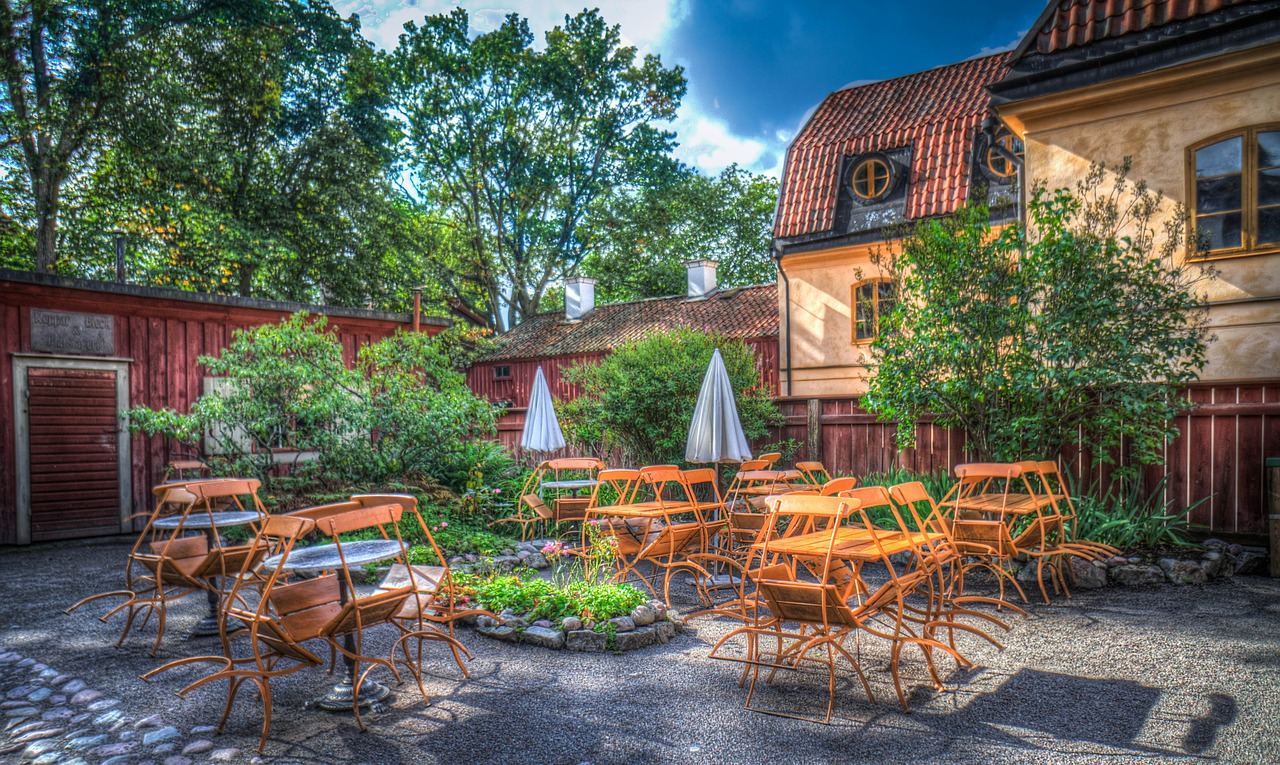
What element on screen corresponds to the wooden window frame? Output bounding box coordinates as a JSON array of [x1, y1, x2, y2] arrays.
[[851, 157, 893, 201], [850, 278, 895, 345], [985, 134, 1019, 179], [493, 365, 512, 381], [1186, 123, 1280, 261]]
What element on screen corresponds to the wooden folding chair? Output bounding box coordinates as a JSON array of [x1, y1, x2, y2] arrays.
[[795, 461, 833, 487], [489, 493, 556, 542], [353, 494, 481, 677], [707, 495, 877, 723], [142, 515, 320, 752]]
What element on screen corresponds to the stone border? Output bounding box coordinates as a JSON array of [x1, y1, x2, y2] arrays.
[[468, 599, 685, 653], [1032, 539, 1268, 590]]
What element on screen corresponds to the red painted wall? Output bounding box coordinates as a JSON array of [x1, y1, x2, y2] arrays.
[[0, 271, 444, 544]]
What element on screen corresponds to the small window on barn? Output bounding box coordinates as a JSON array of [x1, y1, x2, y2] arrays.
[[850, 155, 897, 202], [1189, 126, 1280, 257], [851, 279, 896, 343], [493, 365, 512, 381]]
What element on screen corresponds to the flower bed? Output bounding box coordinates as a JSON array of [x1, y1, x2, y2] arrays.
[[453, 528, 687, 652]]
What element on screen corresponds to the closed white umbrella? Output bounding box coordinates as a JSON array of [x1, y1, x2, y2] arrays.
[[520, 366, 566, 453], [685, 349, 752, 464]]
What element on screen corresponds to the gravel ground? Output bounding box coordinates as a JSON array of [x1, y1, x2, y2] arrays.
[[1, 539, 1278, 765]]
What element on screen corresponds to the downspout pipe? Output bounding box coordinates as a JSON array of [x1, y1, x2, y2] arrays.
[[773, 244, 792, 398]]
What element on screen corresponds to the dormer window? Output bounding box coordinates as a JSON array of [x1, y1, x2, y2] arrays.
[[848, 153, 900, 204], [851, 157, 892, 201]]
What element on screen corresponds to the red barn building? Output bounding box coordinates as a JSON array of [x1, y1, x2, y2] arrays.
[[0, 268, 447, 545], [467, 260, 779, 456]]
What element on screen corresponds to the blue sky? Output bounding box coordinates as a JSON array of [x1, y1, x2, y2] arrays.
[[336, 1, 1045, 176]]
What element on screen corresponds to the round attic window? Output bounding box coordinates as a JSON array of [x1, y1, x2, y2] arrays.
[[985, 134, 1020, 179], [850, 156, 894, 201]]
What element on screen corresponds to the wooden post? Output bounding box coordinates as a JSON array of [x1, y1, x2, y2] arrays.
[[1267, 457, 1280, 578], [411, 287, 422, 332], [807, 398, 821, 463]]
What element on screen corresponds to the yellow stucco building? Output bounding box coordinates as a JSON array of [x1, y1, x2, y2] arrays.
[[770, 0, 1280, 535]]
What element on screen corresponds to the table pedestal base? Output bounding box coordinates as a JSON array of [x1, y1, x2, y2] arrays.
[[184, 616, 222, 639], [313, 678, 393, 712]]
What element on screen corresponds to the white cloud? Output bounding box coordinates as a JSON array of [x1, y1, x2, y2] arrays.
[[669, 108, 779, 177]]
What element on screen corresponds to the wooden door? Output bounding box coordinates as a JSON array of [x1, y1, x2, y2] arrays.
[[26, 367, 122, 541]]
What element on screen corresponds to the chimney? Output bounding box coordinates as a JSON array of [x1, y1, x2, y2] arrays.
[[565, 276, 597, 321], [686, 258, 718, 298]]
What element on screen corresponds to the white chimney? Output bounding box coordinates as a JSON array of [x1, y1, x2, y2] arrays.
[[565, 276, 597, 321], [686, 259, 719, 298]]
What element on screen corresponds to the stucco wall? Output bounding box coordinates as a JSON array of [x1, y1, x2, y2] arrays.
[[1003, 44, 1280, 383], [778, 244, 886, 397]]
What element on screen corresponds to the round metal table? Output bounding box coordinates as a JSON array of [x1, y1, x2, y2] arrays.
[[539, 479, 599, 491], [153, 510, 263, 638], [262, 539, 407, 712]]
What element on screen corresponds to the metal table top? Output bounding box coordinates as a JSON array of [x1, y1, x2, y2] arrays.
[[262, 539, 406, 575], [540, 479, 599, 490], [153, 511, 262, 530]]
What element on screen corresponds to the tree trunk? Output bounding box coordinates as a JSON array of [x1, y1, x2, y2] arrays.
[[33, 186, 59, 272]]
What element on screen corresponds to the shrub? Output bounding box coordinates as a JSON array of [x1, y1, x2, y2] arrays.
[[560, 327, 781, 465], [866, 163, 1211, 472], [125, 313, 500, 488]]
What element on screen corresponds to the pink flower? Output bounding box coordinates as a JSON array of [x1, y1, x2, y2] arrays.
[[542, 541, 565, 557], [441, 521, 449, 528]]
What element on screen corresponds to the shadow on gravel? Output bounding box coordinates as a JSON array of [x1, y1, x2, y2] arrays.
[[1182, 692, 1236, 754], [920, 668, 1198, 757]]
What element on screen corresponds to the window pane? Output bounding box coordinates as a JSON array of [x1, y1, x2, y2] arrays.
[[1196, 174, 1242, 213], [1196, 212, 1242, 250], [1196, 137, 1242, 178], [1258, 131, 1280, 169], [1258, 168, 1280, 207], [1259, 206, 1280, 246], [854, 283, 874, 340]]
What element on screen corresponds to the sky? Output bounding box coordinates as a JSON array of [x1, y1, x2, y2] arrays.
[[334, 0, 1046, 177]]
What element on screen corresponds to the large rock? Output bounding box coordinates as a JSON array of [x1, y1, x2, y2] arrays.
[[608, 616, 635, 633], [491, 556, 521, 573], [476, 622, 517, 641], [1110, 563, 1165, 587], [1166, 559, 1207, 586], [1200, 551, 1232, 579], [560, 617, 582, 632], [631, 605, 657, 627], [524, 553, 549, 570], [565, 630, 607, 653], [520, 626, 565, 650], [655, 620, 677, 643], [614, 625, 658, 651], [1068, 557, 1108, 589]]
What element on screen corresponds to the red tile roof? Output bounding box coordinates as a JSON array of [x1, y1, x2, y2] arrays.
[[773, 53, 1011, 241], [480, 283, 778, 361], [1029, 0, 1253, 55]]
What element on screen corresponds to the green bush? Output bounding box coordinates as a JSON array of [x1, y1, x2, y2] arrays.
[[454, 573, 647, 625], [560, 327, 781, 465], [1070, 474, 1201, 549], [125, 313, 499, 488]]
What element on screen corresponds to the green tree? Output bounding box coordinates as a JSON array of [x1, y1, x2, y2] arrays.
[[0, 0, 277, 272], [581, 163, 779, 302], [51, 1, 411, 304], [865, 164, 1212, 469], [560, 328, 780, 465], [387, 8, 686, 330]]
